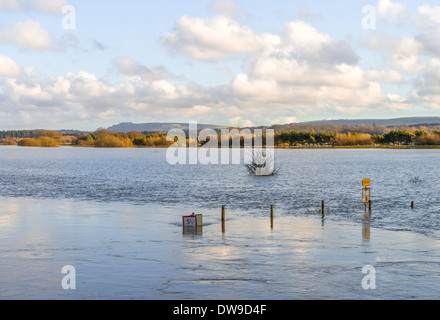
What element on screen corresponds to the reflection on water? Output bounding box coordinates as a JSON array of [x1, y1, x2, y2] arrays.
[[1, 147, 440, 299], [183, 226, 203, 236], [1, 197, 440, 299]]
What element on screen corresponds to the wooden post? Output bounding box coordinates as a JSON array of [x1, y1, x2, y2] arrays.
[[322, 200, 325, 218], [270, 205, 274, 229], [411, 201, 414, 209], [221, 205, 226, 233], [362, 180, 371, 213]]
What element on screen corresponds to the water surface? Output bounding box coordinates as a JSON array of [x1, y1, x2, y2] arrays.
[[1, 146, 439, 238], [1, 147, 440, 299]]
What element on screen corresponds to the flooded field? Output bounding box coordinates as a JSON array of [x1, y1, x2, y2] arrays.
[[0, 147, 439, 299]]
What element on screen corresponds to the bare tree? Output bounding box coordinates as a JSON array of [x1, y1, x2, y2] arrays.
[[245, 149, 280, 176], [406, 173, 423, 184]]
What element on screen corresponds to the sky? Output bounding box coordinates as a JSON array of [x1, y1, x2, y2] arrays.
[[0, 0, 440, 130]]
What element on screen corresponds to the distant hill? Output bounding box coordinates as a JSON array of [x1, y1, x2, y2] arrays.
[[107, 122, 229, 132], [298, 117, 440, 127], [107, 117, 440, 133]]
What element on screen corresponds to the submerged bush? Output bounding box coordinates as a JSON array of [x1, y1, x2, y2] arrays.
[[0, 138, 17, 145], [38, 137, 60, 147], [413, 133, 440, 145], [93, 135, 133, 148], [18, 137, 60, 147], [334, 133, 373, 146]]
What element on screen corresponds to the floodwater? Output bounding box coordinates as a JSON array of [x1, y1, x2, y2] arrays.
[[0, 146, 439, 299]]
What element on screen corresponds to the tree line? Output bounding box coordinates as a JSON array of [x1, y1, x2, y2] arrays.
[[1, 126, 440, 147], [276, 128, 440, 146], [0, 130, 43, 139], [75, 129, 172, 147]]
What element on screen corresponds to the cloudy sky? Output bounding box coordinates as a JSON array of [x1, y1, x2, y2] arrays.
[[0, 0, 439, 130]]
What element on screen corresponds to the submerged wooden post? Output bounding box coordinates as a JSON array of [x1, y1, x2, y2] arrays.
[[270, 205, 274, 229], [221, 205, 226, 233], [322, 200, 325, 218], [362, 179, 371, 213], [411, 201, 415, 209]]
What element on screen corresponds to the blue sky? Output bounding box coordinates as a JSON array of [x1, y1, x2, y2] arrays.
[[0, 0, 440, 130]]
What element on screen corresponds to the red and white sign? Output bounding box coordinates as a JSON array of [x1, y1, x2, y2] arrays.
[[182, 214, 203, 228], [183, 215, 197, 227]]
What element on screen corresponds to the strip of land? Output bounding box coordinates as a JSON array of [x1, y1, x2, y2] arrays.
[[1, 124, 440, 148]]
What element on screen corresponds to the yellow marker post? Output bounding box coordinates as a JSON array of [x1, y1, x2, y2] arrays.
[[362, 179, 371, 212]]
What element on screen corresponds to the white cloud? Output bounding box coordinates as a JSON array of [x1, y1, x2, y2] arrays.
[[0, 0, 21, 11], [284, 21, 358, 66], [409, 58, 440, 109], [31, 0, 69, 14], [365, 33, 423, 73], [208, 0, 248, 19], [285, 21, 330, 51], [0, 55, 21, 77], [227, 73, 385, 115], [319, 82, 383, 107], [222, 20, 386, 116], [97, 109, 117, 121], [377, 0, 406, 21], [0, 0, 69, 14], [159, 15, 260, 61], [113, 57, 169, 80], [413, 5, 440, 57], [390, 38, 424, 73], [273, 116, 298, 125], [4, 75, 54, 107], [4, 8, 437, 129], [365, 70, 403, 83], [255, 32, 283, 55], [0, 20, 57, 51], [251, 57, 367, 88], [151, 80, 181, 100], [159, 17, 383, 121], [173, 105, 213, 118], [0, 64, 222, 128], [418, 4, 440, 23], [230, 74, 280, 101], [381, 93, 412, 111]]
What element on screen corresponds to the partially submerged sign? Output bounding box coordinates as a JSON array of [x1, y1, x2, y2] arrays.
[[362, 188, 371, 203], [362, 179, 371, 207], [183, 214, 203, 228], [183, 214, 203, 235]]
